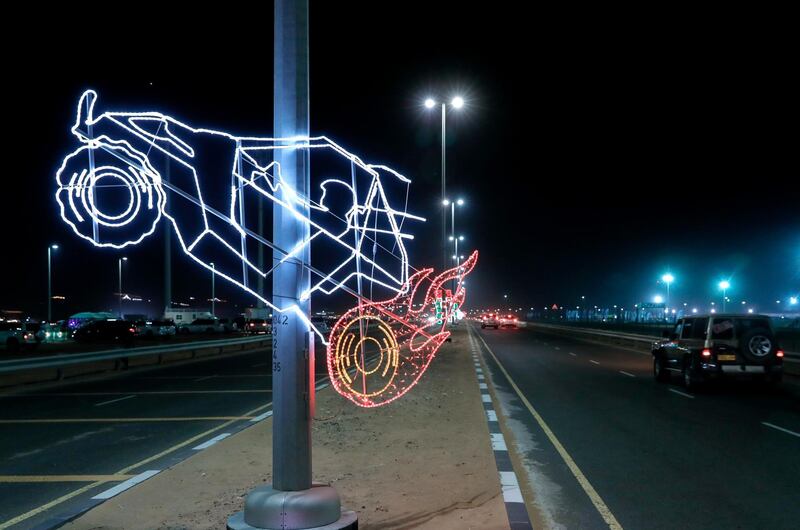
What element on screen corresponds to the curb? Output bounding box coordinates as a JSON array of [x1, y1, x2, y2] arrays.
[[468, 329, 533, 530]]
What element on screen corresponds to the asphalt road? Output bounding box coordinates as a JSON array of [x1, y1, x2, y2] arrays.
[[473, 324, 800, 530], [0, 346, 279, 529]]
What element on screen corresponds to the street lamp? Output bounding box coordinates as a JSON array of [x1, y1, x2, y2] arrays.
[[661, 273, 674, 313], [118, 257, 128, 318], [47, 244, 58, 322], [718, 280, 730, 312], [424, 95, 466, 269], [210, 262, 216, 317]]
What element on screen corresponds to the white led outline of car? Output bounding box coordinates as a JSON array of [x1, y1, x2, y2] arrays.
[[55, 90, 425, 343]]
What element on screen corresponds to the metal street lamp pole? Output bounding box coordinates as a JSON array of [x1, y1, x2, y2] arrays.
[[211, 263, 216, 317], [118, 257, 127, 318], [47, 245, 57, 322], [228, 1, 354, 528], [441, 103, 446, 272]]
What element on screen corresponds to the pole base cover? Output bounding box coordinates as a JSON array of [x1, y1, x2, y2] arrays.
[[227, 483, 357, 530]]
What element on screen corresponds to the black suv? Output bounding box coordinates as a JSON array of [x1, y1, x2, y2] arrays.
[[652, 314, 784, 389]]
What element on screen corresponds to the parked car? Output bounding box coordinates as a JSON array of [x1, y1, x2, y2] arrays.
[[218, 318, 239, 333], [245, 318, 271, 335], [72, 320, 137, 345], [652, 314, 784, 389], [0, 321, 38, 352], [134, 320, 177, 338], [177, 318, 225, 334]]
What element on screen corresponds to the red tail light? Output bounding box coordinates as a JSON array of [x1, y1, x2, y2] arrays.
[[129, 328, 136, 333], [776, 350, 784, 358], [702, 349, 712, 357]]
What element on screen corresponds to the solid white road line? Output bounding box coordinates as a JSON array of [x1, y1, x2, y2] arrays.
[[192, 433, 231, 450], [618, 371, 636, 378], [475, 331, 623, 530], [589, 360, 600, 365], [91, 470, 160, 500], [762, 422, 800, 438], [94, 395, 136, 407], [669, 389, 695, 399]]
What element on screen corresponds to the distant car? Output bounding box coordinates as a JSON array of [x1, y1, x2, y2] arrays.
[[498, 314, 519, 328], [0, 321, 38, 352], [134, 320, 177, 338], [245, 318, 271, 335], [481, 313, 499, 329], [652, 314, 784, 389], [72, 320, 137, 345], [218, 318, 238, 333], [177, 318, 225, 334], [37, 322, 70, 343]]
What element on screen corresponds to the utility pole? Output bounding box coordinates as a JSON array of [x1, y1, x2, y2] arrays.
[[227, 1, 355, 528], [211, 263, 216, 317], [164, 158, 172, 317]]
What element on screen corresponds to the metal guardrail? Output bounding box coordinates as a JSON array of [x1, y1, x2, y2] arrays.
[[525, 322, 800, 361], [0, 335, 270, 375]]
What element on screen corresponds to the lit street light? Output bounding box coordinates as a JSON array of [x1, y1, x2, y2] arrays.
[[47, 244, 58, 322], [661, 273, 674, 314], [424, 95, 466, 269], [718, 280, 730, 312], [118, 257, 128, 318]]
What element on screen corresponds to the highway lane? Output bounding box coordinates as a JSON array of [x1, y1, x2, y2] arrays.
[[0, 347, 277, 529], [473, 324, 800, 530]]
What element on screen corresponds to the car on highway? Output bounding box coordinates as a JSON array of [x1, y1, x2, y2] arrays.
[[652, 314, 784, 389], [481, 313, 499, 329], [245, 318, 271, 334], [177, 318, 225, 334], [72, 319, 137, 345], [218, 318, 239, 333], [0, 321, 38, 352], [499, 314, 519, 328]]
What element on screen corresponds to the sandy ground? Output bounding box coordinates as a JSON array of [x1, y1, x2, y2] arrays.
[[66, 327, 508, 529]]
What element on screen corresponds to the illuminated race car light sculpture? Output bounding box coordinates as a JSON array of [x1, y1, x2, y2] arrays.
[[54, 90, 477, 407]]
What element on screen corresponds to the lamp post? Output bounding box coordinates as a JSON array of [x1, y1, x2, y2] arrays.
[[719, 280, 730, 312], [47, 244, 58, 322], [425, 97, 465, 270], [210, 263, 216, 317], [661, 273, 674, 321], [118, 257, 127, 318]]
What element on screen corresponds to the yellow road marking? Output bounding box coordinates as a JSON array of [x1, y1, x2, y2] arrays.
[[0, 475, 134, 483], [474, 328, 624, 530], [0, 417, 256, 424], [0, 402, 271, 529]]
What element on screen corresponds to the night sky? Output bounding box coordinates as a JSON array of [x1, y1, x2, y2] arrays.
[[2, 3, 798, 320]]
